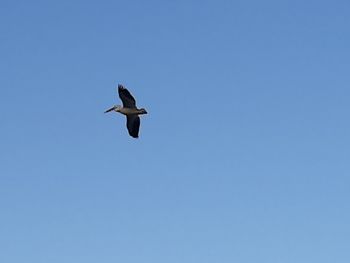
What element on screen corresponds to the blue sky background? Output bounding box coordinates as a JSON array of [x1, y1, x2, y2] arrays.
[[1, 0, 350, 262]]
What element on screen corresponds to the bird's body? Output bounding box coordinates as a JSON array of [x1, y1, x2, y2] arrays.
[[105, 84, 147, 138], [114, 107, 147, 116]]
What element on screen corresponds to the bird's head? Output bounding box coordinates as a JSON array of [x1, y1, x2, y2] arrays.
[[104, 105, 122, 113]]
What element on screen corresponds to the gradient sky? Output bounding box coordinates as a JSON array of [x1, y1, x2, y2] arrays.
[[1, 0, 350, 262]]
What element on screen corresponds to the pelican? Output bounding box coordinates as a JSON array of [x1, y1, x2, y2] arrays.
[[105, 84, 147, 138]]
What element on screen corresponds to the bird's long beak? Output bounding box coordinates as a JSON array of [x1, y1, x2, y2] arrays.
[[104, 106, 115, 113]]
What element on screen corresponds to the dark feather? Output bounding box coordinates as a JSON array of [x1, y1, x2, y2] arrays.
[[126, 115, 140, 138], [118, 84, 136, 108]]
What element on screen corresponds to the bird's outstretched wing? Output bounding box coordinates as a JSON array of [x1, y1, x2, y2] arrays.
[[126, 115, 140, 138], [118, 84, 136, 108]]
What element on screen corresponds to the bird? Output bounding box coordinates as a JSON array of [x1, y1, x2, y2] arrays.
[[105, 84, 147, 138]]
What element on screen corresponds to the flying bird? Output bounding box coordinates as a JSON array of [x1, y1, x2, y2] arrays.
[[105, 84, 147, 138]]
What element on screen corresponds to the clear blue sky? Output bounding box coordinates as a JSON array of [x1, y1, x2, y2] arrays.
[[1, 0, 350, 262]]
